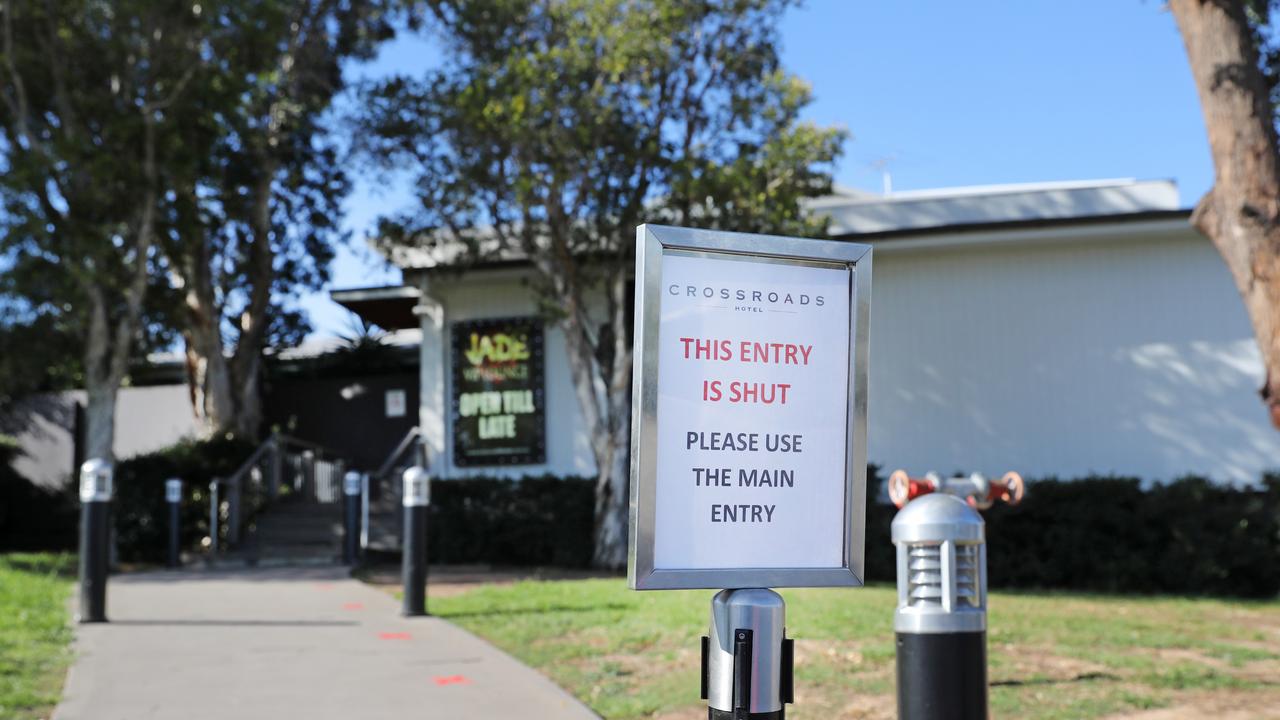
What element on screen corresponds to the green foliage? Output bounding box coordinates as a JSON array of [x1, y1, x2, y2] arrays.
[[862, 471, 1280, 598], [0, 553, 75, 720], [112, 435, 258, 563], [429, 475, 596, 567], [357, 0, 845, 565], [982, 474, 1280, 598], [361, 0, 844, 261], [0, 0, 203, 391]]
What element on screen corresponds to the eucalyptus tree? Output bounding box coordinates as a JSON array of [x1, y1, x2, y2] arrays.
[[0, 1, 209, 460], [358, 0, 844, 567], [161, 0, 397, 438], [1172, 0, 1280, 429]]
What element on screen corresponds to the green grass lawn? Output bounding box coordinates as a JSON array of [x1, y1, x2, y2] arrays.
[[0, 553, 76, 720], [430, 579, 1280, 720]]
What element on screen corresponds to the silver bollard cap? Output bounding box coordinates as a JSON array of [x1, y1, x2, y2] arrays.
[[892, 494, 987, 634], [402, 466, 430, 507], [165, 478, 183, 503], [343, 470, 363, 496], [79, 458, 114, 503], [891, 493, 984, 544]]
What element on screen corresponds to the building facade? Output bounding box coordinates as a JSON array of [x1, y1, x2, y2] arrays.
[[334, 179, 1280, 484]]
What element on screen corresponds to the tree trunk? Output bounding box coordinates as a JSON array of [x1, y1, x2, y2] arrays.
[[83, 291, 116, 462], [592, 413, 631, 568], [182, 228, 236, 436], [229, 165, 277, 439], [557, 268, 634, 570], [1171, 0, 1280, 428]]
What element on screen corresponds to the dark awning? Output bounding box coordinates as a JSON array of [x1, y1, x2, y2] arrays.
[[330, 285, 420, 331]]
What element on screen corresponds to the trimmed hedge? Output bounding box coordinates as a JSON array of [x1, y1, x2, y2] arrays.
[[861, 470, 1280, 598], [428, 475, 596, 568], [982, 475, 1280, 598], [33, 433, 1280, 597], [112, 435, 257, 563]]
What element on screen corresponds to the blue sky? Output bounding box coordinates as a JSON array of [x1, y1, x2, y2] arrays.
[[304, 0, 1211, 338]]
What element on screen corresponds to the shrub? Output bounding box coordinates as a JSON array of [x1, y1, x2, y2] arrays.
[[980, 474, 1280, 598], [428, 475, 596, 568], [113, 435, 257, 563]]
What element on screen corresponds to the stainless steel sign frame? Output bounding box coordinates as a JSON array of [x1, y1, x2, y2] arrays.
[[628, 224, 872, 590]]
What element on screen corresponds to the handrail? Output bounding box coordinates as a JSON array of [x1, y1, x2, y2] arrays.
[[207, 432, 351, 560], [275, 433, 335, 456], [221, 438, 277, 489], [374, 426, 423, 478]]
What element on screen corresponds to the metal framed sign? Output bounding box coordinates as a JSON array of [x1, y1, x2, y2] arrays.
[[450, 316, 546, 466], [627, 224, 871, 590]]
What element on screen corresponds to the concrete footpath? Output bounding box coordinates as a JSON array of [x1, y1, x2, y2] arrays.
[[53, 566, 599, 720]]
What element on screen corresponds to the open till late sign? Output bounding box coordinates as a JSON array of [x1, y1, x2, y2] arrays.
[[628, 225, 871, 590]]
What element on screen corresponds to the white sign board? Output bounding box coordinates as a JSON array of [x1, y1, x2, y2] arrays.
[[385, 389, 407, 418], [628, 225, 871, 590]]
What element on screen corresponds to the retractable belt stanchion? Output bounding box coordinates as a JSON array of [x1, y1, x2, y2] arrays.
[[165, 478, 183, 569], [342, 471, 362, 565], [78, 459, 113, 623], [702, 589, 794, 719], [401, 466, 430, 617]]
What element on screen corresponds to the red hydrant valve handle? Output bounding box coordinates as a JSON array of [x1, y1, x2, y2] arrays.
[[890, 469, 1025, 509], [888, 469, 935, 509]]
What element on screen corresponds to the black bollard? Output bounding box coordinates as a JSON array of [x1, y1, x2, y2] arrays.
[[165, 478, 183, 569], [892, 494, 988, 720], [342, 471, 362, 565], [78, 459, 113, 623], [401, 466, 430, 616]]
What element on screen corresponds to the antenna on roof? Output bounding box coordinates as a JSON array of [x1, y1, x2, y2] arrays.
[[870, 156, 896, 195]]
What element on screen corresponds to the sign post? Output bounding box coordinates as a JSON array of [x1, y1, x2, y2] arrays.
[[628, 224, 871, 718]]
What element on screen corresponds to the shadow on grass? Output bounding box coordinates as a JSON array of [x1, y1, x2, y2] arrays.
[[108, 619, 359, 627], [439, 602, 630, 620], [991, 671, 1120, 688]]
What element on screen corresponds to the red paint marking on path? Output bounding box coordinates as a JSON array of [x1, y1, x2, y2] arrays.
[[433, 675, 471, 686], [342, 602, 364, 611], [379, 632, 411, 640]]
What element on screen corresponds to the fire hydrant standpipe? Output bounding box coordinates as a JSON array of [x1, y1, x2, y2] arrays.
[[892, 494, 988, 720]]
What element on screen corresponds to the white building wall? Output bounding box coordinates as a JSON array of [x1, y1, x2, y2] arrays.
[[868, 228, 1280, 484], [413, 224, 1280, 484], [418, 271, 597, 479]]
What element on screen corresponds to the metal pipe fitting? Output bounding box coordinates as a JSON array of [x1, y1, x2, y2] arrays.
[[889, 469, 1024, 510]]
